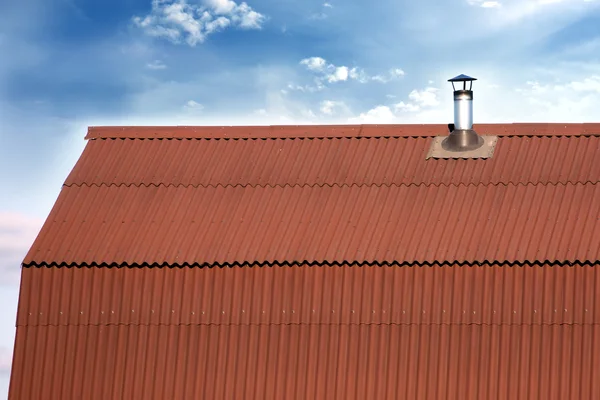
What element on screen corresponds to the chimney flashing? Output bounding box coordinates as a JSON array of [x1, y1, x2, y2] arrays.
[[426, 135, 498, 159], [425, 73, 498, 159]]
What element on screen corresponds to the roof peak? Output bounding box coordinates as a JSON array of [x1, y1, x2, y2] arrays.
[[85, 124, 600, 140]]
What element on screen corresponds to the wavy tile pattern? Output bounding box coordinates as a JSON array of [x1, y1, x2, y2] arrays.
[[11, 265, 600, 400], [17, 264, 600, 327], [65, 136, 600, 187], [24, 184, 600, 265]]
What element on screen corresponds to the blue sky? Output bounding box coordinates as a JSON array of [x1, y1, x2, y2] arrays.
[[1, 0, 600, 396]]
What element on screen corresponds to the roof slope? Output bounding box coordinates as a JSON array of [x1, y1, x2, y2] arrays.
[[66, 136, 600, 187], [24, 183, 600, 265], [11, 264, 600, 400], [24, 124, 600, 266]]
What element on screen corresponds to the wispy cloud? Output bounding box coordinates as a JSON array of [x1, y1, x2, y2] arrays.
[[133, 0, 267, 46], [0, 212, 42, 285], [146, 59, 167, 69], [468, 0, 502, 7], [297, 57, 404, 89], [183, 99, 204, 111], [319, 100, 349, 115], [349, 105, 397, 123], [0, 346, 11, 373], [371, 68, 406, 83], [465, 0, 597, 28], [310, 2, 335, 19]]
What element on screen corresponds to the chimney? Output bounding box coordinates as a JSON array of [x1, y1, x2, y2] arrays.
[[442, 74, 484, 152], [425, 74, 497, 159]]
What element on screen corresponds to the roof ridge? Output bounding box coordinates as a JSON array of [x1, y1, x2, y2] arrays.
[[62, 181, 600, 189], [88, 134, 600, 141], [85, 123, 600, 140]]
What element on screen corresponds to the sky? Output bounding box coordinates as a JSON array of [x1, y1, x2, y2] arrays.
[[1, 0, 600, 397]]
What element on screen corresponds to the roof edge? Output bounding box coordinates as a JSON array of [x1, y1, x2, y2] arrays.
[[85, 123, 600, 140]]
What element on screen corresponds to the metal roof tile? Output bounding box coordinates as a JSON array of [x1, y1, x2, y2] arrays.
[[24, 183, 600, 266], [11, 264, 600, 399], [65, 136, 600, 188], [17, 263, 600, 327]]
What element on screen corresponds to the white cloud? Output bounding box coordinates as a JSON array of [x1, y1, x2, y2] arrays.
[[465, 0, 598, 28], [391, 86, 441, 114], [300, 57, 327, 72], [299, 57, 405, 86], [204, 0, 236, 14], [394, 101, 420, 112], [520, 75, 600, 94], [205, 16, 231, 33], [467, 0, 501, 7], [0, 212, 42, 285], [482, 1, 502, 7], [371, 68, 405, 83], [146, 60, 167, 69], [565, 75, 600, 92], [133, 0, 266, 46], [323, 2, 333, 8], [349, 105, 398, 123], [233, 3, 265, 28], [390, 68, 405, 78], [349, 67, 370, 83], [502, 74, 600, 121], [408, 87, 440, 107], [327, 66, 349, 82], [319, 100, 348, 115], [184, 100, 204, 111]]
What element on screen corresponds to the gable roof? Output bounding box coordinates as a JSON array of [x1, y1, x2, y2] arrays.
[[10, 123, 600, 400]]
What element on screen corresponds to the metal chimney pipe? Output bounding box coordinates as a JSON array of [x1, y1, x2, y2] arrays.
[[454, 90, 473, 130], [442, 74, 484, 152]]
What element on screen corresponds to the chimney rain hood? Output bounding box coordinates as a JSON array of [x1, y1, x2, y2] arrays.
[[426, 74, 498, 159]]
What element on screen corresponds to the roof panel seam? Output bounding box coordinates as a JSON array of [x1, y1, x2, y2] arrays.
[[16, 322, 600, 327], [62, 181, 600, 189], [22, 260, 600, 268]]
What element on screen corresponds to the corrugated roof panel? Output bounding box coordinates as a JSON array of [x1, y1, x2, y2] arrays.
[[65, 136, 600, 187], [84, 123, 600, 139], [10, 264, 600, 400], [24, 183, 600, 266], [10, 324, 600, 400], [17, 264, 600, 327]]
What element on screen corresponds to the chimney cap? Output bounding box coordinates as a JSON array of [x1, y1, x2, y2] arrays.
[[448, 74, 477, 82]]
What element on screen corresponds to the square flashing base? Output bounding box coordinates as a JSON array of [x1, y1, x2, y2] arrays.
[[426, 135, 498, 159]]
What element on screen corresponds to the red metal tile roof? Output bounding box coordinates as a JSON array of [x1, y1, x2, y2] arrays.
[[16, 263, 600, 327], [11, 123, 600, 399], [11, 264, 600, 400], [65, 136, 600, 187], [24, 183, 600, 266]]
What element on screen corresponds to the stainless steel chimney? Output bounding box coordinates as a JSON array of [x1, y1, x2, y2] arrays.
[[442, 74, 484, 152]]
